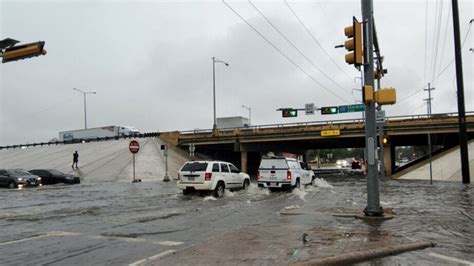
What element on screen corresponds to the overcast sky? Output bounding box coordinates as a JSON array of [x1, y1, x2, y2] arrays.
[[1, 0, 473, 145]]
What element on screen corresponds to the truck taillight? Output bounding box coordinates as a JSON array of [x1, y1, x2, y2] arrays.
[[177, 173, 181, 180], [204, 172, 212, 181], [287, 170, 292, 180], [257, 171, 260, 181]]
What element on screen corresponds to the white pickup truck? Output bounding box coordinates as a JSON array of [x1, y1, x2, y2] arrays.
[[257, 156, 314, 190]]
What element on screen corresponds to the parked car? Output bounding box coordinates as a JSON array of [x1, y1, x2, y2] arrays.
[[29, 169, 80, 184], [257, 156, 315, 190], [0, 169, 41, 188], [177, 161, 250, 197], [351, 159, 362, 169]]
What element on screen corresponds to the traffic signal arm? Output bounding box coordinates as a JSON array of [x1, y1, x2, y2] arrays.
[[2, 41, 46, 63]]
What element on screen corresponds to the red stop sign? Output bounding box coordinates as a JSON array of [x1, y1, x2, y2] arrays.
[[129, 140, 140, 154]]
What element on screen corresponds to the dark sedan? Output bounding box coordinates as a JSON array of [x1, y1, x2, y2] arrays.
[[0, 169, 42, 188], [29, 169, 80, 185]]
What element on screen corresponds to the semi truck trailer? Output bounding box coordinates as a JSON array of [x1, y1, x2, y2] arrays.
[[59, 126, 140, 141]]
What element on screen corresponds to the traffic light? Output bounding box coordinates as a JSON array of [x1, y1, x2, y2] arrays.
[[282, 109, 298, 117], [344, 17, 363, 67], [382, 136, 389, 145], [375, 87, 396, 105], [320, 106, 339, 115], [363, 85, 374, 104], [2, 41, 46, 63]]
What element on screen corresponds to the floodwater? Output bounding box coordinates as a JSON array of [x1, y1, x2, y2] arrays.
[[0, 175, 472, 265]]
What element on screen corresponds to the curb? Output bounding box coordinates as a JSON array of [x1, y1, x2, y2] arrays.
[[293, 240, 435, 266]]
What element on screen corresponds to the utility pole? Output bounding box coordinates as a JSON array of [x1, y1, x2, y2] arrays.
[[451, 0, 470, 183], [424, 83, 435, 184], [362, 0, 383, 216]]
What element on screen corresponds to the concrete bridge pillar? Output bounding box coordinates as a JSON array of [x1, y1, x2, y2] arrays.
[[383, 142, 394, 176], [241, 151, 248, 173]]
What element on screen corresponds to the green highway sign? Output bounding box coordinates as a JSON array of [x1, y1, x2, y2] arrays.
[[338, 104, 365, 113]]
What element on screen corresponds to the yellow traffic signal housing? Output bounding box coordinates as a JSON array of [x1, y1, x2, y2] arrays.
[[375, 88, 397, 105], [344, 17, 363, 66], [363, 85, 373, 104], [2, 41, 46, 63]]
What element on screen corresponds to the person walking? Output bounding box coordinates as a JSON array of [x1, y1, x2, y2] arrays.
[[72, 151, 79, 169]]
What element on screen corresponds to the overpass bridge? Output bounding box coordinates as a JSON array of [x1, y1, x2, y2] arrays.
[[160, 112, 474, 177]]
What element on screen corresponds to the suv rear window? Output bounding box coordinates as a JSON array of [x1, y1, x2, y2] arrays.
[[259, 158, 288, 169], [181, 162, 208, 172]]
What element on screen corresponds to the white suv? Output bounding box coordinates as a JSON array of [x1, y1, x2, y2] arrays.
[[257, 156, 314, 190], [177, 161, 250, 197]]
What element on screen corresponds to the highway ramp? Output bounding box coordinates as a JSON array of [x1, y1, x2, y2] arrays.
[[0, 138, 190, 182], [397, 140, 473, 182]]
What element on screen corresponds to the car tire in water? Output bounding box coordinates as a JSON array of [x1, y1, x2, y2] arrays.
[[8, 182, 17, 189], [213, 182, 225, 198], [294, 179, 300, 190], [242, 179, 250, 190]]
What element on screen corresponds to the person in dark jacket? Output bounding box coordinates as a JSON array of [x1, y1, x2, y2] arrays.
[[72, 151, 79, 169]]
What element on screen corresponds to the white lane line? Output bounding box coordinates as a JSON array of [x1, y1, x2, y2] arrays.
[[429, 252, 474, 265], [129, 250, 176, 266], [156, 241, 184, 246], [0, 231, 79, 246]]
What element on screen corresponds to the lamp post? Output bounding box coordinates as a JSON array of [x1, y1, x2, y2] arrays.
[[242, 105, 251, 125], [73, 88, 96, 129], [212, 57, 229, 131]]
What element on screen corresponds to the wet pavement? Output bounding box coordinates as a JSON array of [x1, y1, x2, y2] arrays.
[[0, 175, 472, 265]]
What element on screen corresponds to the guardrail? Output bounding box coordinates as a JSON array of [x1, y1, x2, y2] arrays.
[[1, 111, 472, 151], [0, 132, 160, 150], [180, 111, 474, 135]]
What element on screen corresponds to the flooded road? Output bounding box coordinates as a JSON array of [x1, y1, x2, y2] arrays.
[[0, 176, 472, 265]]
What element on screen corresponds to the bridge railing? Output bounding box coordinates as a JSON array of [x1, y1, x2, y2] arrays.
[[180, 111, 473, 135]]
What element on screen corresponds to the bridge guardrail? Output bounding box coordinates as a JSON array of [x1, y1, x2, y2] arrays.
[[0, 132, 160, 150]]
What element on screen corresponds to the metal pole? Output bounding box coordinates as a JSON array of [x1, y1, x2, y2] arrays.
[[376, 60, 385, 181], [425, 82, 434, 184], [83, 93, 87, 129], [163, 145, 170, 181], [362, 0, 382, 216], [212, 57, 217, 131], [451, 0, 470, 183], [133, 154, 135, 182]]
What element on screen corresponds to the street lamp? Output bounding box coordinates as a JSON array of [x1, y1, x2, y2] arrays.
[[212, 57, 229, 131], [73, 88, 96, 129], [242, 105, 251, 125]]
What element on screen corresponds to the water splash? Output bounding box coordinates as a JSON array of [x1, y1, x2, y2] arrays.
[[292, 188, 307, 202], [313, 178, 333, 188], [246, 183, 270, 197], [203, 196, 217, 201], [225, 190, 236, 197]]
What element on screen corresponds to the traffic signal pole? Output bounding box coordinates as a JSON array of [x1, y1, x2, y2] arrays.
[[362, 0, 383, 216]]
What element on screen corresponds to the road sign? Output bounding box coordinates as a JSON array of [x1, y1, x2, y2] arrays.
[[305, 103, 315, 115], [338, 104, 365, 113], [321, 129, 341, 136], [129, 140, 140, 154], [376, 110, 386, 122]]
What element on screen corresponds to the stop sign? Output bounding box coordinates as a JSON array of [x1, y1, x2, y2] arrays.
[[129, 140, 140, 154]]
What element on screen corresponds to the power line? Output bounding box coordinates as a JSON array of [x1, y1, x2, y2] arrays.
[[398, 88, 424, 105], [430, 0, 444, 84], [424, 0, 429, 85], [284, 0, 353, 81], [222, 0, 351, 103], [435, 19, 473, 82], [248, 0, 350, 95], [436, 3, 451, 81]]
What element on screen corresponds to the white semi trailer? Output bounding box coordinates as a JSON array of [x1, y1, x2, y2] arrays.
[[59, 126, 140, 141]]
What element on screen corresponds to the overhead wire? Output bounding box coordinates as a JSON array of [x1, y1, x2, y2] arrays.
[[435, 19, 473, 82], [423, 0, 428, 86], [222, 0, 350, 103], [430, 0, 444, 84], [398, 88, 424, 105], [436, 2, 451, 81], [284, 0, 353, 81], [248, 0, 351, 95]]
